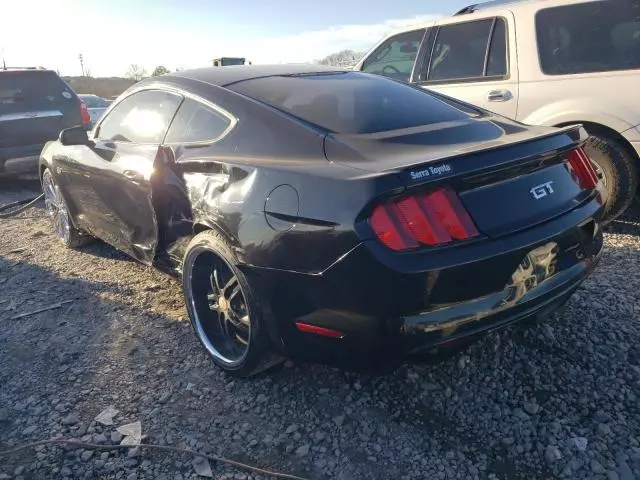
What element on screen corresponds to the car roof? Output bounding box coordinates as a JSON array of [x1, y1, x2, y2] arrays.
[[165, 64, 351, 87]]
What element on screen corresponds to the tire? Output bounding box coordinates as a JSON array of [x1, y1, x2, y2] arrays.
[[182, 229, 277, 377], [41, 168, 91, 249], [583, 133, 638, 224]]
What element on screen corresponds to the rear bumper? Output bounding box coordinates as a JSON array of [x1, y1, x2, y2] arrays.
[[244, 196, 604, 364], [0, 144, 43, 175]]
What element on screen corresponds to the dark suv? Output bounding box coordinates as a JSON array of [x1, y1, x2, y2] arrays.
[[0, 68, 90, 177]]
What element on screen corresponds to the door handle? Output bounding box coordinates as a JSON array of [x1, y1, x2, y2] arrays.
[[486, 89, 512, 102]]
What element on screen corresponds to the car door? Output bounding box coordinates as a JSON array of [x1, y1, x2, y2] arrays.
[[59, 88, 183, 264], [412, 14, 519, 119], [148, 96, 237, 269]]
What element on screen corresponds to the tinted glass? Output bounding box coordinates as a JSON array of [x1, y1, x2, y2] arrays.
[[536, 0, 640, 75], [97, 90, 182, 143], [487, 18, 507, 76], [361, 29, 426, 82], [0, 71, 75, 111], [165, 98, 232, 143], [429, 19, 493, 81], [229, 72, 473, 135], [80, 95, 109, 108]]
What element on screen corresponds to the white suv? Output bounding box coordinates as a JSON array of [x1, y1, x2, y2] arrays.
[[355, 0, 640, 222]]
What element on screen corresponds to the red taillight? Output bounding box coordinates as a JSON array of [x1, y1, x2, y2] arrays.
[[79, 99, 91, 126], [567, 147, 598, 190], [369, 186, 480, 251]]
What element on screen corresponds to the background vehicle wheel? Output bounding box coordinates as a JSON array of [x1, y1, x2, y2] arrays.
[[182, 230, 273, 377], [583, 133, 638, 224], [42, 168, 91, 248]]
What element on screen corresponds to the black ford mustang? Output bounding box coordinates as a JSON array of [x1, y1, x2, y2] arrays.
[[39, 65, 605, 376]]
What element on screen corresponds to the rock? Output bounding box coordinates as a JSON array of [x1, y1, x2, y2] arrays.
[[192, 456, 213, 478], [513, 408, 530, 421], [285, 424, 298, 434], [81, 450, 94, 461], [597, 423, 612, 436], [60, 467, 72, 476], [607, 471, 621, 480], [0, 408, 8, 421], [296, 444, 310, 456], [524, 401, 540, 415], [568, 436, 588, 452], [256, 394, 268, 403], [545, 445, 562, 463], [591, 459, 606, 474], [22, 425, 37, 435], [62, 413, 80, 426], [110, 431, 123, 443], [333, 415, 345, 427]]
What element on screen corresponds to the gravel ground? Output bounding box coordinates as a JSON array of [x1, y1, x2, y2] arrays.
[[1, 178, 640, 480]]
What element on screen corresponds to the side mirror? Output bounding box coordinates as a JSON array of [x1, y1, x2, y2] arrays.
[[59, 126, 90, 146]]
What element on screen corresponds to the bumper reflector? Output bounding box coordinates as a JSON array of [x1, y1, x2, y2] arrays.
[[295, 322, 345, 339]]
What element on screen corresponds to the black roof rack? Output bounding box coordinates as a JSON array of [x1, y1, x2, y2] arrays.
[[454, 0, 526, 15]]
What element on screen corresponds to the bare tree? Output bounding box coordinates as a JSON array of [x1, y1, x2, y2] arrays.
[[126, 64, 147, 82], [315, 49, 366, 68]]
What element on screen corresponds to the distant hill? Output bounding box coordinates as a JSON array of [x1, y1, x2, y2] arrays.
[[63, 76, 136, 99]]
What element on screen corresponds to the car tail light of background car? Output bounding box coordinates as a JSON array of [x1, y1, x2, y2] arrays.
[[369, 186, 480, 252], [79, 98, 91, 127]]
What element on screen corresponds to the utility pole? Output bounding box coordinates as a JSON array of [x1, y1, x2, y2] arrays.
[[78, 53, 85, 76], [1, 47, 6, 70]]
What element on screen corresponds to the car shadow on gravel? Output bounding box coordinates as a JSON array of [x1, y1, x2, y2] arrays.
[[605, 202, 640, 236], [0, 253, 319, 478]]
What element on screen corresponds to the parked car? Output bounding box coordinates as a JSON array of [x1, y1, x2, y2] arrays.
[[40, 65, 605, 376], [355, 0, 640, 223], [78, 94, 112, 128], [0, 68, 90, 177]]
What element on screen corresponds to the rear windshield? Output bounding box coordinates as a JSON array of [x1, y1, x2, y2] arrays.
[[536, 0, 640, 75], [0, 71, 76, 110], [228, 71, 475, 134], [80, 95, 110, 108]]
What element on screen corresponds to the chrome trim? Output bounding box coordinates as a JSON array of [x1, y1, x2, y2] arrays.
[[0, 110, 63, 122]]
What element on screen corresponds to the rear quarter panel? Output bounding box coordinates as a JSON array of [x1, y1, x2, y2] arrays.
[[156, 79, 402, 275]]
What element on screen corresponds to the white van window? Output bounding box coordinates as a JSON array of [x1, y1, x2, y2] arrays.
[[428, 18, 508, 82], [536, 0, 640, 75], [360, 29, 426, 82]]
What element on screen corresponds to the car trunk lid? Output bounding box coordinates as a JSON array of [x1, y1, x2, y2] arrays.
[[327, 122, 600, 241]]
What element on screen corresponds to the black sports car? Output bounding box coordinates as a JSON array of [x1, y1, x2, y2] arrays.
[[39, 65, 606, 376]]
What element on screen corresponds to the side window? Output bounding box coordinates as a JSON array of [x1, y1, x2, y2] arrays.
[[427, 18, 508, 82], [97, 90, 182, 144], [164, 98, 233, 144], [536, 0, 640, 75], [360, 29, 426, 82]]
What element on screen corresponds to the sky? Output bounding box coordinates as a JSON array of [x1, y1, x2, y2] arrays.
[[0, 0, 470, 77]]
